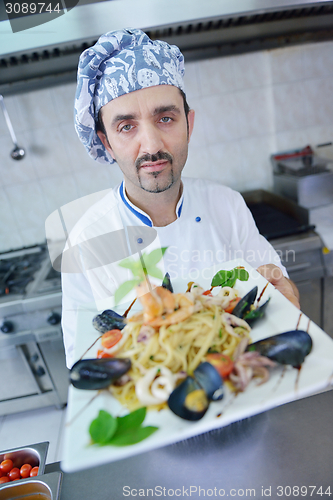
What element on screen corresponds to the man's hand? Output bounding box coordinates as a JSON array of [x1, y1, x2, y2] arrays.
[[256, 264, 300, 309]]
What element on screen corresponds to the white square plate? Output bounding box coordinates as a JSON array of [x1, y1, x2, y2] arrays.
[[61, 259, 333, 472]]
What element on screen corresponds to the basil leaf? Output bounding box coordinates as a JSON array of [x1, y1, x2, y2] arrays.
[[114, 279, 141, 304], [211, 270, 230, 287], [235, 269, 249, 281], [89, 410, 117, 445], [145, 265, 163, 280], [144, 247, 168, 267], [116, 407, 147, 434], [108, 426, 158, 446]]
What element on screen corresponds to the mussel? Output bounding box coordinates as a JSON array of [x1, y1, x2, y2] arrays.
[[70, 357, 131, 390], [162, 272, 174, 293], [247, 330, 312, 368], [232, 286, 270, 326], [92, 309, 126, 333], [167, 362, 224, 420]]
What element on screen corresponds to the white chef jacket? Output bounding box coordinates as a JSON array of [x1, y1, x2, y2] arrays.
[[61, 177, 285, 367]]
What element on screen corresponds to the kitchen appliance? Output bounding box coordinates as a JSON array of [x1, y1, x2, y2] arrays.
[[242, 189, 327, 330], [0, 244, 68, 416], [271, 145, 333, 208]]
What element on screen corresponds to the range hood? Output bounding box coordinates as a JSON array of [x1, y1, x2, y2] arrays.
[[1, 0, 333, 95]]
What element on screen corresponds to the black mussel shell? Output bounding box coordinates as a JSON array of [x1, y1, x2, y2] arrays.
[[232, 286, 258, 318], [92, 309, 126, 333], [70, 358, 131, 390], [193, 362, 224, 401], [168, 376, 209, 421], [243, 298, 271, 326], [247, 330, 312, 368], [162, 272, 174, 293]]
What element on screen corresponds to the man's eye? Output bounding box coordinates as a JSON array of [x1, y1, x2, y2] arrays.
[[121, 124, 132, 132], [160, 116, 172, 123]]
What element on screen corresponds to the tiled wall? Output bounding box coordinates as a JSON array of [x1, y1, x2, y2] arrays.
[[0, 40, 333, 253]]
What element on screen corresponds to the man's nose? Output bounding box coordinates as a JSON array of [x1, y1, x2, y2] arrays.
[[139, 123, 164, 155]]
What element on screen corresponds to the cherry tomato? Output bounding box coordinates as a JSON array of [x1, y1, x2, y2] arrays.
[[96, 349, 113, 359], [0, 459, 13, 474], [224, 297, 241, 313], [8, 468, 20, 481], [30, 467, 39, 477], [20, 464, 32, 478], [0, 476, 10, 484], [206, 353, 234, 379], [202, 290, 213, 296], [101, 329, 122, 349]]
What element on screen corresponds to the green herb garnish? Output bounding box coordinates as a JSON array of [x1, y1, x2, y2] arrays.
[[211, 267, 249, 288], [89, 407, 158, 447]]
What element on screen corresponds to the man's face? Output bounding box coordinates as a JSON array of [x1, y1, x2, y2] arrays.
[[97, 85, 195, 195]]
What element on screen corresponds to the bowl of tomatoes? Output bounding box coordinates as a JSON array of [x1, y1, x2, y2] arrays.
[[0, 442, 48, 487]]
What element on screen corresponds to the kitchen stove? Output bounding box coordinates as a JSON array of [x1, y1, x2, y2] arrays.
[[0, 244, 68, 416]]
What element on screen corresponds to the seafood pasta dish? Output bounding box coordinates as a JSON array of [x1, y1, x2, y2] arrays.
[[109, 282, 252, 410], [70, 270, 312, 422]]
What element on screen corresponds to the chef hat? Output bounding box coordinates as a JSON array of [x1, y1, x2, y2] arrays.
[[74, 28, 186, 164]]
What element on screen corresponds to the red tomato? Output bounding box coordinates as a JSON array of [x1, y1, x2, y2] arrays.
[[20, 464, 32, 478], [0, 476, 10, 484], [30, 467, 39, 477], [202, 290, 213, 296], [206, 353, 234, 379], [0, 459, 13, 474], [224, 297, 241, 313], [8, 468, 20, 481], [101, 329, 122, 349], [96, 349, 113, 359]]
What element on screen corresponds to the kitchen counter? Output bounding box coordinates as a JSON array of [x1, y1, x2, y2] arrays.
[[46, 388, 333, 500]]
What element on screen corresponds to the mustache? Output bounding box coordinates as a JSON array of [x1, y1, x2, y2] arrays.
[[135, 151, 173, 169]]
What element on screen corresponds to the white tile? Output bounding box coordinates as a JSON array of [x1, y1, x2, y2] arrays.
[[200, 93, 241, 144], [234, 87, 274, 138], [60, 123, 97, 172], [303, 41, 333, 79], [197, 56, 234, 97], [303, 77, 333, 127], [187, 98, 208, 149], [17, 88, 60, 131], [74, 166, 115, 197], [207, 141, 244, 191], [274, 128, 314, 152], [5, 181, 49, 231], [0, 231, 23, 253], [0, 188, 19, 233], [239, 135, 275, 191], [0, 407, 65, 464], [27, 126, 72, 179], [272, 82, 309, 132], [0, 133, 38, 186], [20, 226, 48, 247], [269, 45, 306, 84], [51, 83, 77, 125], [232, 51, 271, 90], [183, 61, 201, 100], [40, 173, 80, 215], [184, 145, 211, 179]]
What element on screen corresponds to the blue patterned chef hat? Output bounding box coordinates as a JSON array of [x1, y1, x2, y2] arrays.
[[74, 28, 186, 164]]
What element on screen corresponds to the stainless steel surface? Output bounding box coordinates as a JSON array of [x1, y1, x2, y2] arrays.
[[273, 171, 333, 208], [46, 389, 333, 499], [0, 472, 62, 500], [0, 95, 25, 160], [1, 0, 333, 94], [0, 442, 49, 475]]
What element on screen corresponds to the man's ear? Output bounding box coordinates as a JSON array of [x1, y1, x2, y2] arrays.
[[187, 109, 195, 143], [97, 130, 116, 161]]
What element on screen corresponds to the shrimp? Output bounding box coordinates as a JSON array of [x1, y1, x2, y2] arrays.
[[147, 293, 194, 327], [136, 283, 176, 322]]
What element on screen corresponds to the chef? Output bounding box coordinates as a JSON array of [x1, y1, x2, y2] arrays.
[[61, 28, 300, 368]]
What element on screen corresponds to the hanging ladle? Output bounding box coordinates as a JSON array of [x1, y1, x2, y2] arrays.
[[0, 94, 25, 160]]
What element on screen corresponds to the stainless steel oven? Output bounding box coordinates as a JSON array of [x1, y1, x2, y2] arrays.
[[0, 245, 68, 416]]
